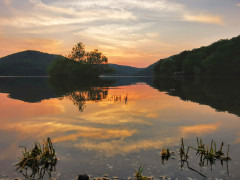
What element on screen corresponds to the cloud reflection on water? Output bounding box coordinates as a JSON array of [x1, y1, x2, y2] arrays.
[[0, 82, 239, 160]]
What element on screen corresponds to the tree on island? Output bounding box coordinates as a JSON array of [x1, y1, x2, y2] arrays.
[[48, 42, 113, 78]]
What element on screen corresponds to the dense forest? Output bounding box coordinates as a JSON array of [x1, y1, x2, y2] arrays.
[[154, 35, 240, 76]]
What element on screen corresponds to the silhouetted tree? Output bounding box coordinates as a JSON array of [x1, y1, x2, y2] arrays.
[[67, 42, 86, 62], [86, 49, 108, 64], [48, 42, 113, 78]]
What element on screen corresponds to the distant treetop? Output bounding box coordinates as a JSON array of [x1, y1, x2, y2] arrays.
[[47, 42, 113, 78], [67, 42, 108, 65]]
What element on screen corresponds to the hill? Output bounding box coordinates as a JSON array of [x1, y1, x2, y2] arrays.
[[154, 35, 240, 76], [135, 57, 173, 76], [0, 50, 61, 76], [134, 62, 157, 76], [106, 64, 144, 76], [0, 50, 144, 76]]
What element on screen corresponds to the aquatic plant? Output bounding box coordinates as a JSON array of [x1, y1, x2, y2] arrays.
[[161, 147, 174, 164], [179, 138, 190, 161], [161, 148, 170, 159], [16, 137, 57, 179], [135, 165, 148, 180], [178, 137, 232, 177]]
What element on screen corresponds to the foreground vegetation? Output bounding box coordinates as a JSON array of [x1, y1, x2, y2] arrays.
[[154, 35, 240, 76], [15, 137, 231, 180], [16, 138, 57, 179]]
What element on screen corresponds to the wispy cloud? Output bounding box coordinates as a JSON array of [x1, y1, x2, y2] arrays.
[[234, 132, 240, 143], [0, 0, 136, 28], [57, 0, 184, 12], [75, 137, 178, 156], [0, 0, 237, 66], [73, 23, 172, 66], [180, 123, 220, 136], [0, 10, 135, 28], [184, 14, 225, 25], [3, 0, 11, 5], [0, 36, 63, 56], [237, 3, 240, 7]]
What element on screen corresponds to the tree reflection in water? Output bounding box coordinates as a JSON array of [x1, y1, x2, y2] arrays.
[[49, 77, 114, 111], [153, 77, 240, 117]]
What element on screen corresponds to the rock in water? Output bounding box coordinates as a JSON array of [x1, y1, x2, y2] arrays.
[[78, 174, 89, 180]]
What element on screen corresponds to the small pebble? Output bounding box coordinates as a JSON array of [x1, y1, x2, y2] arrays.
[[103, 178, 110, 180], [147, 176, 154, 179], [160, 175, 168, 179]]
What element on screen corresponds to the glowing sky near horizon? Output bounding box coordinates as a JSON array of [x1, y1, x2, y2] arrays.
[[0, 0, 240, 67]]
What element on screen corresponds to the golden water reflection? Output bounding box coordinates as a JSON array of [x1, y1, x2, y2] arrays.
[[0, 83, 239, 159], [1, 78, 240, 179]]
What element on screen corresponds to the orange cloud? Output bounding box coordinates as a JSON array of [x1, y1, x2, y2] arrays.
[[0, 119, 136, 142], [184, 14, 225, 25], [75, 137, 178, 156], [180, 123, 220, 136], [234, 132, 240, 144], [0, 94, 64, 119], [0, 36, 63, 57]]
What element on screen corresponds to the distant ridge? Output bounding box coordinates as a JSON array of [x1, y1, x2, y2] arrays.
[[2, 35, 239, 77], [0, 50, 145, 76], [135, 61, 158, 76], [107, 64, 144, 76]]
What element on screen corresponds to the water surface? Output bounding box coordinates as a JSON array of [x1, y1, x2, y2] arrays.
[[0, 77, 239, 179]]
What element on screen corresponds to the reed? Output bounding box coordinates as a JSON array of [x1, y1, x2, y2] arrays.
[[135, 165, 148, 180], [16, 137, 57, 179], [165, 137, 231, 178]]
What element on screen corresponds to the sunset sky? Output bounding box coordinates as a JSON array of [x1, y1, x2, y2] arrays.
[[0, 0, 240, 67]]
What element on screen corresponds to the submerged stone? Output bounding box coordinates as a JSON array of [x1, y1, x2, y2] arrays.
[[78, 174, 89, 180]]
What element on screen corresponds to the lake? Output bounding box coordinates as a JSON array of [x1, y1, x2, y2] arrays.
[[0, 77, 239, 180]]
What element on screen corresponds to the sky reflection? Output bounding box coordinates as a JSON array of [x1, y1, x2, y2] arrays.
[[0, 80, 240, 179]]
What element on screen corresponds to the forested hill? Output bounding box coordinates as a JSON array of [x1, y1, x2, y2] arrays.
[[154, 35, 240, 76], [106, 64, 144, 76], [0, 50, 61, 76], [2, 34, 239, 77], [0, 50, 143, 76], [134, 61, 157, 76]]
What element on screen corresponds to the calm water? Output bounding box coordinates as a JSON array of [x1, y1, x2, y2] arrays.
[[0, 77, 239, 180]]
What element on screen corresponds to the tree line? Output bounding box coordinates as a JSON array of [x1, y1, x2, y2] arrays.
[[154, 35, 240, 76]]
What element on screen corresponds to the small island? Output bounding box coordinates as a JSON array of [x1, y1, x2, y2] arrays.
[[48, 42, 113, 78]]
